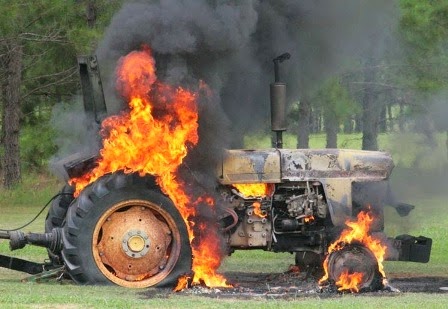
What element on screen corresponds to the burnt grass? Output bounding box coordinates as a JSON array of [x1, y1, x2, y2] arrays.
[[143, 270, 448, 300]]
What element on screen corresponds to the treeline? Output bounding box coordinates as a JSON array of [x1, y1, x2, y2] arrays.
[[289, 0, 448, 151], [1, 0, 448, 189], [0, 0, 123, 187]]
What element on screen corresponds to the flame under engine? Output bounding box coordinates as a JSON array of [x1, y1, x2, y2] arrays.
[[221, 182, 328, 256]]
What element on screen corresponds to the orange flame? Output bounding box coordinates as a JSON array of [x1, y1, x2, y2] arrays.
[[335, 270, 364, 293], [232, 184, 272, 218], [70, 48, 198, 195], [304, 215, 314, 223], [319, 210, 387, 291], [174, 274, 191, 292], [252, 201, 266, 218], [189, 196, 231, 289], [233, 183, 273, 198], [69, 46, 229, 290]]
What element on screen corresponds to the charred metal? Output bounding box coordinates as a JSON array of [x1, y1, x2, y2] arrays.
[[0, 53, 432, 292]]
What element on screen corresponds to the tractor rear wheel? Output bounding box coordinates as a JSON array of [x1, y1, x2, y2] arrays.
[[61, 172, 192, 288]]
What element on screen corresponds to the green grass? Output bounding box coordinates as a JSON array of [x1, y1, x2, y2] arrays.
[[0, 134, 447, 307]]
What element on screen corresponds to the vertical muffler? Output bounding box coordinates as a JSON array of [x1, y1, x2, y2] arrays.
[[270, 53, 290, 148]]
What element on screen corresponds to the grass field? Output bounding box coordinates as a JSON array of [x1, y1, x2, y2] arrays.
[[0, 133, 447, 308]]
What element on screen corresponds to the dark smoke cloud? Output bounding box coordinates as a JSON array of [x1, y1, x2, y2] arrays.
[[96, 0, 398, 144], [50, 0, 401, 185], [47, 0, 400, 196]]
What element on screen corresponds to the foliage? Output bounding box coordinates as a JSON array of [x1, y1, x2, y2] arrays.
[[0, 0, 124, 121], [0, 0, 123, 185], [20, 123, 57, 172], [314, 76, 359, 127], [399, 0, 448, 91], [400, 0, 448, 53]]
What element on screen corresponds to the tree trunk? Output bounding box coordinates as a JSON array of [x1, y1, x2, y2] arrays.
[[325, 112, 338, 148], [0, 67, 5, 178], [354, 113, 362, 133], [310, 107, 320, 133], [379, 105, 387, 133], [398, 98, 405, 133], [343, 116, 353, 134], [446, 130, 448, 161], [2, 42, 23, 188], [297, 97, 311, 149], [387, 103, 393, 132], [86, 1, 97, 28], [361, 60, 379, 151]]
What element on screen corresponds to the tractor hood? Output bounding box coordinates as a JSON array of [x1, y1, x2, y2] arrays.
[[217, 148, 394, 184]]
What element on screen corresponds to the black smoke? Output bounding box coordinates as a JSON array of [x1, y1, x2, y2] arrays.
[[96, 0, 398, 143], [49, 0, 403, 194]]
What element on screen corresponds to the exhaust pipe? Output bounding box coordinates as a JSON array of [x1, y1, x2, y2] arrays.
[[271, 53, 290, 148]]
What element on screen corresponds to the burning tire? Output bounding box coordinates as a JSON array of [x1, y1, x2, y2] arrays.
[[61, 172, 192, 288], [325, 244, 383, 292], [45, 184, 75, 264]]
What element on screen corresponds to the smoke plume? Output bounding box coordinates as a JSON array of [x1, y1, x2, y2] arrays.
[[50, 0, 402, 206], [96, 0, 398, 144]]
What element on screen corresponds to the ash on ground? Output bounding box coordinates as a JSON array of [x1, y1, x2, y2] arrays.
[[143, 270, 448, 300]]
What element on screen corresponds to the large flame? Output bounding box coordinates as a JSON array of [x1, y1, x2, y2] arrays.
[[70, 46, 229, 290], [319, 210, 387, 292], [335, 270, 364, 293]]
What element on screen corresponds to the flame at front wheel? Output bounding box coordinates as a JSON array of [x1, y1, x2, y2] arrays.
[[320, 244, 384, 293]]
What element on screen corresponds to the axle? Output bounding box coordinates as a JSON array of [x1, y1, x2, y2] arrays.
[[0, 228, 63, 252]]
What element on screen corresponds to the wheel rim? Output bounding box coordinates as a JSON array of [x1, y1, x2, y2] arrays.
[[92, 199, 182, 288], [327, 244, 381, 291]]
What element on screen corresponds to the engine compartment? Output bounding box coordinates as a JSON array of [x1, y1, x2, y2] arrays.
[[220, 181, 330, 257]]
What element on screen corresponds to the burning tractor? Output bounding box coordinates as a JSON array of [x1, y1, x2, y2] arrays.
[[0, 49, 432, 293]]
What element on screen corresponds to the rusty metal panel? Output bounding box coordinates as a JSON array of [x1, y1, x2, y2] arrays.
[[320, 178, 352, 227], [218, 149, 281, 184], [280, 149, 394, 181]]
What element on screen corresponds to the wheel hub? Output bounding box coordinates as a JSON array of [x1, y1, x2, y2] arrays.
[[122, 230, 151, 257]]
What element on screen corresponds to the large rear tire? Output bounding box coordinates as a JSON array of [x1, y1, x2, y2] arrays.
[[61, 172, 192, 288]]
